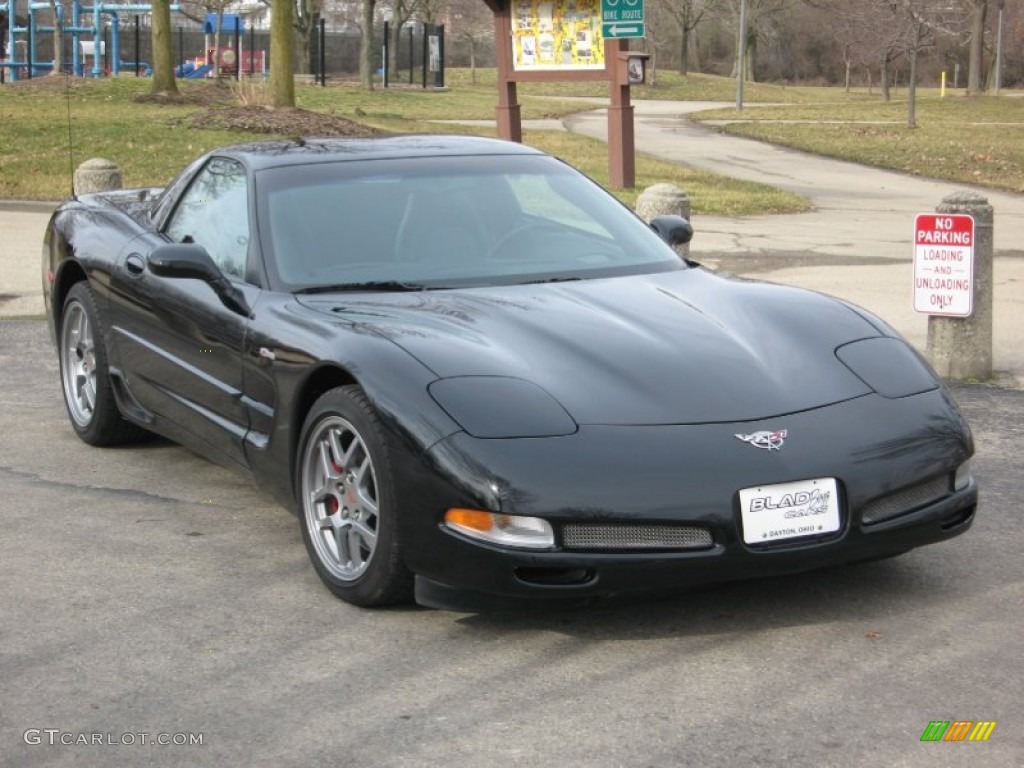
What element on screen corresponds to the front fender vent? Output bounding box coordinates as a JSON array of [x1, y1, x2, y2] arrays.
[[562, 523, 713, 552]]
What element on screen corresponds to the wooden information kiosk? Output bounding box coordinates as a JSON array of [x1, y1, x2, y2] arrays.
[[482, 0, 646, 188]]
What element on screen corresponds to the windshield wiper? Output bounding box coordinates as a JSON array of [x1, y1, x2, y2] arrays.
[[295, 280, 426, 294], [521, 276, 583, 285]]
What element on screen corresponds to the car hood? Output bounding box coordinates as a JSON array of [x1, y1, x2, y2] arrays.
[[298, 269, 882, 425]]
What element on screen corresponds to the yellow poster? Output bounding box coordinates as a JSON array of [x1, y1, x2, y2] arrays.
[[513, 0, 605, 71]]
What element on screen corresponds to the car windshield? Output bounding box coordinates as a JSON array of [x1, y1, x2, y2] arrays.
[[257, 154, 686, 291]]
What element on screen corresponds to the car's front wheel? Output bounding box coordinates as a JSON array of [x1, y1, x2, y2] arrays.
[[59, 282, 147, 445], [297, 386, 412, 607]]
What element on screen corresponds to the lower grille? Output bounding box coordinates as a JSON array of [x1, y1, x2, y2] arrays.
[[562, 523, 713, 551], [861, 475, 951, 525]]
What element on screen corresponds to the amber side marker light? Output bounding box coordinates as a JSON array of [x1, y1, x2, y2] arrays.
[[444, 508, 555, 549]]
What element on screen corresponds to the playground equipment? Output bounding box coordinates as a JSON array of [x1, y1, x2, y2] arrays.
[[1, 0, 180, 80], [189, 14, 265, 78]]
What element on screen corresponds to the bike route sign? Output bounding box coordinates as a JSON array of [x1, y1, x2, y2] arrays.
[[601, 0, 645, 39]]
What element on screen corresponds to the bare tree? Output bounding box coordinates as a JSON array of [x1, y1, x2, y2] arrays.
[[384, 0, 422, 75], [898, 3, 934, 127], [151, 0, 179, 94], [294, 0, 324, 75], [715, 0, 788, 82], [965, 0, 987, 92], [270, 0, 296, 106], [46, 0, 66, 75], [808, 0, 956, 124], [652, 0, 709, 74], [359, 0, 377, 89], [419, 0, 447, 22], [449, 0, 491, 83], [805, 1, 900, 99]]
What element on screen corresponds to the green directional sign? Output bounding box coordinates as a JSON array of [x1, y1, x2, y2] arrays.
[[601, 0, 645, 39]]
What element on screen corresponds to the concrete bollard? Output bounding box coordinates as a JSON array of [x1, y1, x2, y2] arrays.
[[636, 183, 691, 257], [926, 191, 993, 380], [74, 158, 122, 195]]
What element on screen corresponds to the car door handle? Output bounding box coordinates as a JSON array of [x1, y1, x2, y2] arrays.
[[125, 253, 145, 276]]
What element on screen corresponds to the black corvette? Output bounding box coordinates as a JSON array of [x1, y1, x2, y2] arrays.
[[43, 135, 977, 610]]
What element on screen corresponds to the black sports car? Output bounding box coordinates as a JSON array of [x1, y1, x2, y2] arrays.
[[43, 136, 977, 610]]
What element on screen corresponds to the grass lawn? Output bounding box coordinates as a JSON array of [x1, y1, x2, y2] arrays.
[[453, 68, 882, 104], [692, 93, 1024, 193], [5, 71, 1018, 207], [0, 74, 806, 214]]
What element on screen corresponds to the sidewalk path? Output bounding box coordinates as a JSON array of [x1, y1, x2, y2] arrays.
[[0, 202, 51, 318], [566, 100, 1024, 259]]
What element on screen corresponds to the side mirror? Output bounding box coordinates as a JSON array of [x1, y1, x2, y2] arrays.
[[650, 215, 694, 247], [148, 242, 221, 281], [148, 243, 250, 317]]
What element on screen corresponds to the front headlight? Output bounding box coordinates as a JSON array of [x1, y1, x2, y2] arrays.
[[835, 337, 939, 399], [428, 376, 577, 438], [445, 508, 555, 549]]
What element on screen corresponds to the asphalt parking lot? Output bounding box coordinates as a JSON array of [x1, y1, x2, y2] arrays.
[[1, 317, 1021, 768]]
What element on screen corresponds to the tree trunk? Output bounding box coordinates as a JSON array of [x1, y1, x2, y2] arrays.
[[48, 0, 63, 75], [679, 26, 689, 75], [967, 0, 987, 94], [295, 0, 316, 75], [907, 47, 917, 128], [359, 0, 376, 90], [844, 59, 850, 92], [880, 54, 890, 101], [469, 38, 476, 84], [746, 32, 756, 82], [730, 28, 755, 81], [150, 0, 178, 94], [270, 0, 295, 107], [730, 27, 740, 78], [297, 28, 311, 75], [213, 21, 222, 78], [389, 20, 402, 76]]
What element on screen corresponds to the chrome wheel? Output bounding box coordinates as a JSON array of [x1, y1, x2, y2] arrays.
[[61, 298, 98, 428], [301, 415, 380, 582]]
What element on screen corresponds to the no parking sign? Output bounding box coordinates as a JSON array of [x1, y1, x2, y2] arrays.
[[913, 214, 975, 317]]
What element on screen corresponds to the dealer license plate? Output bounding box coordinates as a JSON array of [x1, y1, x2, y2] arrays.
[[739, 477, 841, 545]]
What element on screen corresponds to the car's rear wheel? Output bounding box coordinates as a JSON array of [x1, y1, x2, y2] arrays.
[[297, 386, 412, 606], [59, 282, 147, 445]]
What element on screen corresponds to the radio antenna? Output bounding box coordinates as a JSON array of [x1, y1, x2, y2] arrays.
[[64, 26, 76, 200]]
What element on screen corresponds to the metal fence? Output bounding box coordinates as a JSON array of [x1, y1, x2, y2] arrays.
[[18, 23, 495, 81]]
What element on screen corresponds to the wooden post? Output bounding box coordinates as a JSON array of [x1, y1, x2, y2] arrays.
[[606, 39, 635, 189], [491, 1, 522, 142], [486, 0, 634, 184]]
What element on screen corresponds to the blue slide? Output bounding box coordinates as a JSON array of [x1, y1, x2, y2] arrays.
[[175, 62, 213, 79], [183, 63, 213, 79]]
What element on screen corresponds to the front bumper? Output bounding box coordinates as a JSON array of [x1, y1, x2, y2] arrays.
[[413, 482, 976, 611], [395, 389, 976, 611]]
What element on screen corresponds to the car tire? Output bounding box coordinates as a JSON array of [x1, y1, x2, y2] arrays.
[[297, 385, 413, 607], [59, 282, 148, 446]]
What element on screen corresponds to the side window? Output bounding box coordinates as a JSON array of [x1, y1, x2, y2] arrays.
[[165, 158, 250, 280]]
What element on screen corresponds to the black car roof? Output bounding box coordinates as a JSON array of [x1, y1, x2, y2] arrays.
[[215, 135, 546, 171]]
